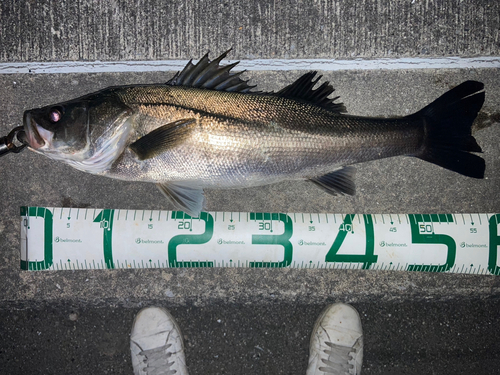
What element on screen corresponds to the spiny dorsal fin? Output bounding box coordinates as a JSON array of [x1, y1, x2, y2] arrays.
[[274, 72, 346, 113], [166, 49, 257, 93]]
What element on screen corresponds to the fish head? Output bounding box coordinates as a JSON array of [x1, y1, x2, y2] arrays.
[[24, 100, 89, 154], [23, 91, 133, 173]]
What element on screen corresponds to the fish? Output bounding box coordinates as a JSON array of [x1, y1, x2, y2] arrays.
[[23, 50, 486, 216]]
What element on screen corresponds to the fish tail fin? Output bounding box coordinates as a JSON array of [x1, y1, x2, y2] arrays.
[[411, 81, 485, 178]]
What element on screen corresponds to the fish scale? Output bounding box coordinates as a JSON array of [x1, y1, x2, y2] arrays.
[[111, 85, 423, 182]]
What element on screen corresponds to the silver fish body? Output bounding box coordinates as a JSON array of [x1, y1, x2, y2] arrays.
[[23, 51, 485, 216], [108, 85, 422, 186]]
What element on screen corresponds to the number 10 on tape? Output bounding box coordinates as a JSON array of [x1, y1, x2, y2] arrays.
[[20, 207, 500, 275]]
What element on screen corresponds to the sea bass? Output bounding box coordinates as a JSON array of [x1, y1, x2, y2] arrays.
[[23, 51, 485, 216]]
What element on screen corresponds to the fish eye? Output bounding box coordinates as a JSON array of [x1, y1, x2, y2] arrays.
[[48, 107, 63, 123]]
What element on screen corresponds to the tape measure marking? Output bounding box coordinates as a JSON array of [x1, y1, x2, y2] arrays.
[[19, 207, 500, 275]]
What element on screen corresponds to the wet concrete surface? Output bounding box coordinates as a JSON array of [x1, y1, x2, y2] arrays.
[[1, 0, 499, 61]]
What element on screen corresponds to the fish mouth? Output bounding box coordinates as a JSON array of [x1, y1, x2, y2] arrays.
[[23, 112, 48, 149]]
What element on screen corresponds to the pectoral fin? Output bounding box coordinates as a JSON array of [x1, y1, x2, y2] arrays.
[[310, 167, 356, 195], [129, 118, 196, 160], [156, 182, 206, 217]]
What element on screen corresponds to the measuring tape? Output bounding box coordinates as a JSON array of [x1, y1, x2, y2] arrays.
[[20, 207, 500, 275]]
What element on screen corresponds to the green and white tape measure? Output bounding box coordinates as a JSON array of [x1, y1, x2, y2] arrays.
[[20, 207, 500, 275]]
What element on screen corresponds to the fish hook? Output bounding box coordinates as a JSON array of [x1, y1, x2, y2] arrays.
[[0, 126, 28, 157]]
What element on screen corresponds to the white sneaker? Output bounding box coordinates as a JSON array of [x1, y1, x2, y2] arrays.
[[130, 307, 189, 375], [306, 303, 363, 375]]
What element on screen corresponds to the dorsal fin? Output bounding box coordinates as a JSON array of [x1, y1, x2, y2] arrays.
[[274, 72, 346, 113], [166, 49, 257, 93], [166, 51, 346, 112]]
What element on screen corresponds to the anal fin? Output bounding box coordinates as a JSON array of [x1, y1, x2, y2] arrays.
[[310, 167, 356, 195], [156, 182, 206, 217]]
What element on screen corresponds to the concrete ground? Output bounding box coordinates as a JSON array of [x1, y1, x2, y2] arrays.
[[1, 1, 499, 374], [2, 299, 500, 374]]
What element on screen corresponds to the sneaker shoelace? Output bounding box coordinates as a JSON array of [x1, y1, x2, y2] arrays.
[[318, 338, 361, 375], [139, 343, 177, 375]]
